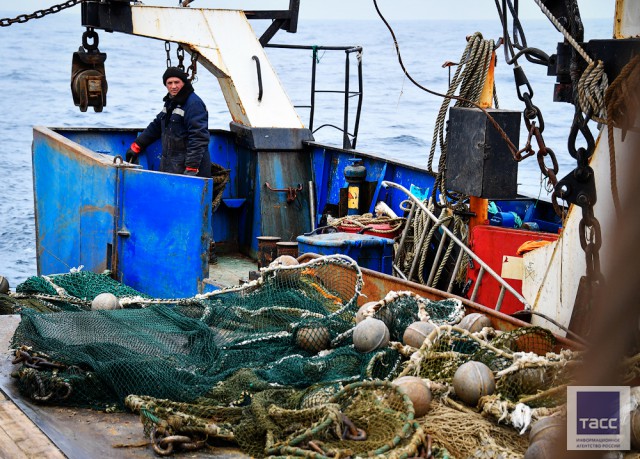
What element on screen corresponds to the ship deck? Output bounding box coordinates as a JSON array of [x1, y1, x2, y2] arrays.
[[0, 253, 256, 458]]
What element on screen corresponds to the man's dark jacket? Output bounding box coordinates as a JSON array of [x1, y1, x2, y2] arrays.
[[135, 83, 212, 178]]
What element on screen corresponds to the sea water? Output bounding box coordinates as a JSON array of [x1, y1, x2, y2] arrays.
[[0, 9, 610, 286]]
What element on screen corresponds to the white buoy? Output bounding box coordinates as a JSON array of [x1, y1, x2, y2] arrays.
[[295, 326, 330, 354], [269, 255, 299, 268], [91, 292, 121, 310], [458, 313, 492, 333]]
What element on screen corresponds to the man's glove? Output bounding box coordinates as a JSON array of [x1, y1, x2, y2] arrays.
[[184, 167, 199, 176], [125, 142, 141, 163]]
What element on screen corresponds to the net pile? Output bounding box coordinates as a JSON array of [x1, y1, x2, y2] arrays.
[[401, 324, 579, 430], [6, 255, 579, 457]]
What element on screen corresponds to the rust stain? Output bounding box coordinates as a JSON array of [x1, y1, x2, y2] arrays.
[[80, 204, 117, 215], [614, 0, 624, 38]]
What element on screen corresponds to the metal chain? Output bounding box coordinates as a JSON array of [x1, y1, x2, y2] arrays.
[[187, 51, 199, 82], [0, 0, 83, 27], [494, 0, 562, 209], [177, 45, 186, 71], [554, 108, 603, 311], [579, 206, 602, 284], [165, 41, 172, 68]]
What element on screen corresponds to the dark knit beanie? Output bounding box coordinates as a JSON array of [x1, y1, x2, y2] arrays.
[[162, 67, 188, 84]]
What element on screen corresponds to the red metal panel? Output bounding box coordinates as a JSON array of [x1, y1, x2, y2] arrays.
[[467, 226, 559, 315]]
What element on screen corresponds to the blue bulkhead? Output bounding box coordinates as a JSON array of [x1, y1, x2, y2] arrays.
[[32, 127, 562, 298]]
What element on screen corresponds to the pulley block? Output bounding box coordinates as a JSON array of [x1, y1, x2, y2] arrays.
[[71, 28, 108, 112]]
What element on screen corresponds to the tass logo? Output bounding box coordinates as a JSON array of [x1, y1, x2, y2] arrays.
[[567, 386, 630, 451], [576, 391, 620, 435]]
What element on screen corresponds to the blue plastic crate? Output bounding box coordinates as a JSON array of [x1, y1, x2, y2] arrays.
[[296, 232, 394, 274]]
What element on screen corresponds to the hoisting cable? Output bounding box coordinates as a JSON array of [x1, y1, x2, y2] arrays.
[[533, 0, 608, 336], [494, 0, 564, 216], [495, 0, 549, 67], [374, 0, 494, 287]]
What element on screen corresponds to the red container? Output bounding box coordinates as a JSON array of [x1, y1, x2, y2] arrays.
[[337, 222, 400, 239], [467, 226, 559, 315]]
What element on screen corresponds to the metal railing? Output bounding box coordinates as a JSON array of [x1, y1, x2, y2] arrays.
[[265, 43, 363, 150], [382, 181, 531, 311]]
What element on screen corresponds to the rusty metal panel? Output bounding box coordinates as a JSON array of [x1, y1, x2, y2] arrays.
[[615, 0, 640, 38], [257, 151, 311, 242]]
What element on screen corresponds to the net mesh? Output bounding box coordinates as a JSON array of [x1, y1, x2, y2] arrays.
[[5, 255, 580, 457]]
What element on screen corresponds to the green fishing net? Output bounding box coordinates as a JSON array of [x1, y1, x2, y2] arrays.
[[7, 254, 579, 458]]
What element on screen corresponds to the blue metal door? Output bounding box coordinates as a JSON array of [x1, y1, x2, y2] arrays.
[[116, 168, 213, 299]]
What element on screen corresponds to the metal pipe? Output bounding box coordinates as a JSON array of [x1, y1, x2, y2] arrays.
[[343, 50, 351, 149], [393, 265, 408, 280], [470, 267, 485, 302], [308, 180, 316, 231], [382, 180, 531, 309], [447, 249, 465, 293], [309, 47, 317, 132], [395, 202, 416, 260], [352, 50, 363, 149], [496, 286, 506, 311], [427, 232, 448, 287], [252, 56, 263, 101], [265, 44, 362, 52]]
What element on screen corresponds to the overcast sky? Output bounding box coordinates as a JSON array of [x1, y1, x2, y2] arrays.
[[3, 0, 613, 20]]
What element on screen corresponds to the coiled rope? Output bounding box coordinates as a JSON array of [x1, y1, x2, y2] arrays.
[[428, 32, 497, 181], [327, 214, 405, 235], [417, 208, 453, 284]]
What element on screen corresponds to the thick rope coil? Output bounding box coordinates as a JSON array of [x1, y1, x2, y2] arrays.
[[605, 55, 640, 219], [428, 32, 496, 174], [418, 209, 453, 284], [432, 213, 467, 287], [577, 60, 609, 123], [327, 213, 405, 234]]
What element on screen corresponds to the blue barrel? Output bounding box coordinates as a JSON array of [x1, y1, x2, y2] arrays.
[[490, 211, 516, 228], [296, 232, 394, 274]]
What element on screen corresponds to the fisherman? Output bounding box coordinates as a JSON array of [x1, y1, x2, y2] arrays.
[[127, 66, 217, 262], [125, 67, 212, 178]]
